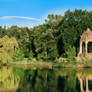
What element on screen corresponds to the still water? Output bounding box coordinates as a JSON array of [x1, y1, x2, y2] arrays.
[[0, 66, 92, 92]]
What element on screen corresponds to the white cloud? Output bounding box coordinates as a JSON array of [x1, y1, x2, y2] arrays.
[[0, 16, 41, 22]]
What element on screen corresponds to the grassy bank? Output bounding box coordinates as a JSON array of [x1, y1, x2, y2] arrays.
[[1, 57, 92, 68], [53, 57, 92, 68]]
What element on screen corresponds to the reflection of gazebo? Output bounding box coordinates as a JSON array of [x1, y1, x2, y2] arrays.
[[78, 28, 92, 57], [78, 75, 92, 92]]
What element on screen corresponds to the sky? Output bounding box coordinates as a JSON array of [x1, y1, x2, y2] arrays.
[[0, 0, 92, 28]]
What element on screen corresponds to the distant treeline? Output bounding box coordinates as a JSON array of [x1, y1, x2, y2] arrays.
[[0, 9, 92, 62]]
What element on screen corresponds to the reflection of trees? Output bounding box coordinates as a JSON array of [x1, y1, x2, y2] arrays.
[[57, 71, 79, 92], [57, 76, 65, 92], [17, 69, 37, 92], [63, 74, 78, 92], [17, 69, 79, 92], [17, 69, 58, 92], [1, 67, 92, 92], [0, 67, 21, 91]]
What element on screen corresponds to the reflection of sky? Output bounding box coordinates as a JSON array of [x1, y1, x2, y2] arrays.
[[0, 0, 92, 28]]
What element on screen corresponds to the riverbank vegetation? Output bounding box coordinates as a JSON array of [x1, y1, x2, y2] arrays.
[[0, 9, 92, 64]]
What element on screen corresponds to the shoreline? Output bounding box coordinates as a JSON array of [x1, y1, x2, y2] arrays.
[[0, 62, 53, 67], [0, 62, 92, 68]]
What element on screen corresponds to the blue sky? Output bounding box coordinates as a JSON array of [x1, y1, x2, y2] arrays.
[[0, 0, 92, 28]]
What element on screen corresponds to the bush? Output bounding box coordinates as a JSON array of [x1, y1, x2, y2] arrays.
[[65, 46, 76, 59], [13, 48, 24, 62]]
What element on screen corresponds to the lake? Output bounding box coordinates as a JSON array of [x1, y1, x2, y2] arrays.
[[0, 66, 92, 92]]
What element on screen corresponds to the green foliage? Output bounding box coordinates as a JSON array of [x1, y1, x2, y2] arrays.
[[0, 36, 18, 63], [0, 9, 92, 62], [13, 48, 24, 62], [65, 46, 76, 59], [30, 24, 59, 60]]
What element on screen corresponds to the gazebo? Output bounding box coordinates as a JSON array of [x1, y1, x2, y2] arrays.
[[78, 28, 92, 57]]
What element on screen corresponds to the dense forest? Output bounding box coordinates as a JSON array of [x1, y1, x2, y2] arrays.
[[0, 9, 92, 63]]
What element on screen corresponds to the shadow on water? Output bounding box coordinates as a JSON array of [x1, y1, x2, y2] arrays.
[[0, 66, 92, 92]]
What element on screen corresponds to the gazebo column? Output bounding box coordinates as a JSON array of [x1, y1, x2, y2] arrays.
[[80, 41, 82, 54], [79, 78, 84, 92], [85, 41, 88, 55], [78, 41, 82, 57], [86, 78, 89, 92]]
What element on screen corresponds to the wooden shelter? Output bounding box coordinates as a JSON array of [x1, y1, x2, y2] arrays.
[[78, 28, 92, 57]]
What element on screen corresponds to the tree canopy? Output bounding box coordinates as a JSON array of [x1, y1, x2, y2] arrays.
[[0, 9, 92, 62]]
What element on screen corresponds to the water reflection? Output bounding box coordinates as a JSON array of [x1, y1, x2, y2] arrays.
[[77, 69, 92, 92], [0, 66, 92, 92], [0, 67, 20, 91]]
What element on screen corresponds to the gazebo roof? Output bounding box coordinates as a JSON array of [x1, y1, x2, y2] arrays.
[[82, 28, 92, 36], [81, 28, 92, 40]]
